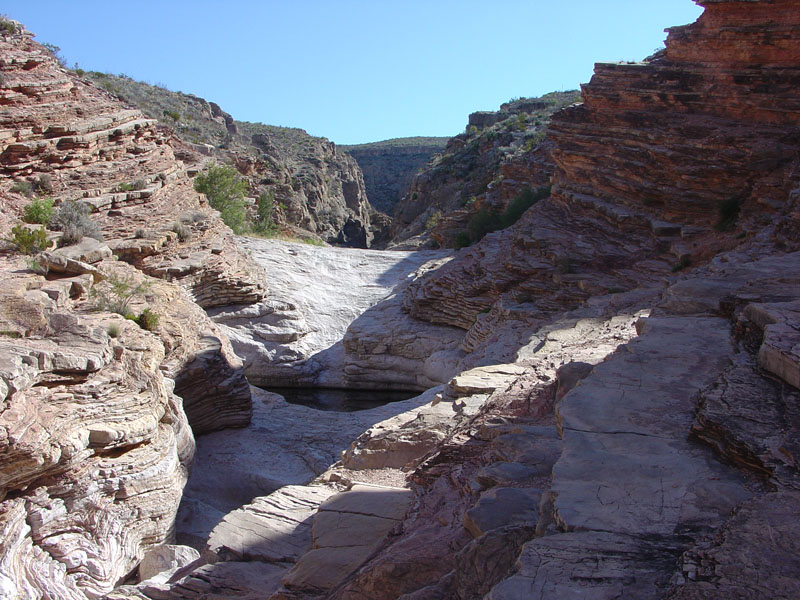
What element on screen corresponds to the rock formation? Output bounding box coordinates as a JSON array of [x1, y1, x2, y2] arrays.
[[389, 92, 580, 249], [341, 137, 449, 215], [84, 72, 383, 247], [124, 2, 800, 598], [0, 23, 265, 599]]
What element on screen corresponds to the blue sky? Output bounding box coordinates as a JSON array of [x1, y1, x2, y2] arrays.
[[3, 1, 703, 144]]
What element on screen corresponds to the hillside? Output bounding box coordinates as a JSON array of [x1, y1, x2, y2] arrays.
[[83, 72, 382, 247], [341, 137, 449, 214], [389, 91, 581, 248]]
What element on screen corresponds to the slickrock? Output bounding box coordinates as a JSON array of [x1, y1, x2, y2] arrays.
[[176, 387, 435, 549], [279, 485, 413, 595], [211, 238, 459, 389]]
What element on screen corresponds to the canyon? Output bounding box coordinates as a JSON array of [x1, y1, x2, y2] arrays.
[[0, 1, 799, 599]]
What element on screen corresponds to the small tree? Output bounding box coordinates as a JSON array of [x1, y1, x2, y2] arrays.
[[193, 164, 248, 234]]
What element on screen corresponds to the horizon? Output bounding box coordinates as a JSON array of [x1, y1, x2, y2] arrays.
[[3, 1, 704, 145]]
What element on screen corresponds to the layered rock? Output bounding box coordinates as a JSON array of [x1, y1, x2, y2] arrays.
[[84, 72, 383, 247], [0, 24, 262, 599]]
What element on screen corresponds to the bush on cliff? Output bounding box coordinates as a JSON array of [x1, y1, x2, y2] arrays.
[[53, 200, 103, 245], [193, 164, 248, 234], [458, 185, 550, 248]]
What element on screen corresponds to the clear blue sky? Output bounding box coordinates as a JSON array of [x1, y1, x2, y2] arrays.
[[3, 1, 703, 144]]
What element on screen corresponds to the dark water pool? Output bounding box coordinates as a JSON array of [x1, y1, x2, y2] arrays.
[[265, 387, 420, 412]]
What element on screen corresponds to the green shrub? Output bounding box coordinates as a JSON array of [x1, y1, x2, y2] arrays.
[[11, 180, 33, 197], [193, 164, 248, 234], [252, 190, 277, 234], [116, 182, 134, 192], [9, 225, 48, 254], [135, 308, 159, 331], [23, 197, 54, 224], [53, 200, 103, 245], [163, 110, 181, 121], [90, 272, 152, 317], [454, 231, 471, 249], [715, 198, 742, 232]]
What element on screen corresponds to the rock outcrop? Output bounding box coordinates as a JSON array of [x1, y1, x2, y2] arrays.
[[389, 92, 580, 249], [341, 137, 449, 215], [84, 72, 384, 247], [209, 238, 461, 390], [0, 23, 264, 599]]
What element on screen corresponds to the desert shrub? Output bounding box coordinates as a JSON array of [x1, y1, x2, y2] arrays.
[[107, 323, 121, 338], [716, 197, 742, 231], [425, 209, 443, 231], [171, 221, 192, 242], [132, 179, 147, 191], [135, 308, 159, 331], [53, 200, 103, 245], [467, 208, 504, 242], [134, 228, 147, 239], [22, 197, 54, 224], [672, 255, 691, 272], [9, 225, 48, 254], [459, 185, 550, 248], [193, 164, 248, 234], [163, 110, 181, 121], [41, 43, 66, 67], [0, 17, 17, 35], [90, 272, 152, 317], [32, 174, 53, 194], [11, 180, 33, 197], [501, 185, 549, 227]]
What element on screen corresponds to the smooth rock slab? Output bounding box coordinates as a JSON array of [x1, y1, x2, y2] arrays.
[[206, 484, 337, 563], [281, 485, 412, 594], [463, 487, 542, 538]]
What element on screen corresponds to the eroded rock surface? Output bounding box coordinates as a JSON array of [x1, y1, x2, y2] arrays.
[[211, 238, 459, 389]]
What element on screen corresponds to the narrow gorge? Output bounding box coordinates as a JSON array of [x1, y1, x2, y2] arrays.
[[1, 1, 799, 599]]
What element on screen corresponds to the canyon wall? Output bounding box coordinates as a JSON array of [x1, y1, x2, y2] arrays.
[[341, 137, 448, 215], [85, 72, 381, 247], [389, 92, 580, 249], [0, 24, 266, 599]]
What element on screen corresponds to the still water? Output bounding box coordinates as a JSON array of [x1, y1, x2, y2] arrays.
[[266, 387, 419, 412]]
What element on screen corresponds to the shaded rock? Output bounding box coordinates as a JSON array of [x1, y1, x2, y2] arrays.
[[463, 487, 542, 538], [138, 545, 200, 582], [280, 485, 413, 594]]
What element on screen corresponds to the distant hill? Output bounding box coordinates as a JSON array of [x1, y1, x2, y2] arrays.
[[82, 71, 382, 247], [341, 137, 449, 214]]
